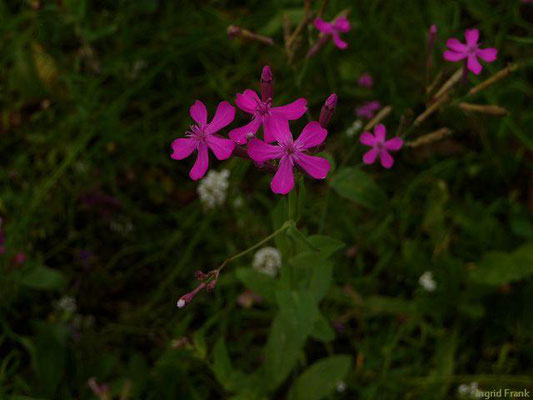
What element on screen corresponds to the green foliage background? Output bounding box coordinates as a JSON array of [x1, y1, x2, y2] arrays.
[[0, 0, 532, 399]]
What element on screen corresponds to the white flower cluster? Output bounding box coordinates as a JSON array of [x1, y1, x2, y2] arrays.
[[419, 271, 437, 292], [252, 247, 281, 277], [458, 382, 479, 398], [55, 296, 77, 313], [346, 119, 363, 138], [197, 169, 230, 209]]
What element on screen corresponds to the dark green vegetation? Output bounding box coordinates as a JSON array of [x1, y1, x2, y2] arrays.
[[1, 0, 532, 399]]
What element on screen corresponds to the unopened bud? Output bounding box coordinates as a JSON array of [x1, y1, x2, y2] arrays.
[[195, 270, 209, 280], [427, 24, 437, 53], [319, 93, 337, 128], [260, 66, 274, 101], [176, 282, 206, 309], [227, 25, 241, 39]]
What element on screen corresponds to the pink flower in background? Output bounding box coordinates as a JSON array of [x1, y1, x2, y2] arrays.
[[229, 89, 307, 145], [360, 124, 403, 169], [358, 73, 373, 88], [443, 29, 497, 75], [248, 119, 330, 194], [314, 16, 351, 49], [171, 100, 235, 180], [355, 101, 381, 119]]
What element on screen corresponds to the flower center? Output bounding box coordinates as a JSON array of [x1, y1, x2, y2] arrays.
[[466, 44, 478, 54], [187, 124, 207, 141], [254, 99, 272, 116]]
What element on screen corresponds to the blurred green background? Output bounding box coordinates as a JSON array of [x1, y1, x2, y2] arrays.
[[1, 0, 532, 399]]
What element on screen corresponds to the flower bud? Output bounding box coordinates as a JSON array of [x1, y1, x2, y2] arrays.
[[177, 282, 206, 309], [427, 24, 437, 53], [227, 25, 242, 39], [260, 65, 273, 101], [319, 93, 337, 128]]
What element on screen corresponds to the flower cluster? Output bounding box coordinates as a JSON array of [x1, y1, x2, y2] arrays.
[[171, 66, 334, 195], [197, 169, 230, 209], [252, 247, 282, 277]]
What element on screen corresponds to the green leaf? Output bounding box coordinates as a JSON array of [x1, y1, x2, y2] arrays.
[[235, 268, 278, 303], [16, 263, 66, 290], [311, 313, 335, 342], [288, 355, 352, 400], [307, 235, 345, 258], [212, 339, 253, 394], [264, 290, 319, 390], [330, 167, 387, 210], [469, 242, 533, 285]]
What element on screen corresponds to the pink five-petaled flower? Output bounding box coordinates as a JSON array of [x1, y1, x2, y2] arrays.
[[443, 29, 497, 75], [171, 100, 235, 180], [248, 119, 331, 195], [314, 16, 351, 50], [229, 89, 307, 145], [360, 124, 403, 169]]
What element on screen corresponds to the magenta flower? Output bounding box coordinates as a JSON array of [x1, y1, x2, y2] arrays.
[[443, 29, 497, 75], [248, 119, 331, 194], [171, 100, 235, 180], [355, 100, 381, 119], [314, 16, 351, 49], [360, 124, 403, 169], [358, 73, 373, 88], [229, 90, 307, 145]]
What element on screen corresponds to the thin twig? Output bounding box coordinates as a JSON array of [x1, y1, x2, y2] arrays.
[[467, 63, 518, 96], [363, 106, 392, 131]]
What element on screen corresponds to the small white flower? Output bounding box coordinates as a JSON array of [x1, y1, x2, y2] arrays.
[[197, 169, 230, 210], [177, 299, 186, 308], [418, 271, 436, 292], [55, 296, 77, 313], [457, 382, 479, 398], [346, 120, 363, 138], [457, 384, 470, 396], [252, 247, 281, 277], [336, 381, 346, 393]]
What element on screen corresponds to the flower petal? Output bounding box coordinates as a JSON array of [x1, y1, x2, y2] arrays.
[[264, 115, 293, 144], [205, 101, 235, 134], [295, 121, 327, 150], [333, 16, 350, 33], [314, 18, 334, 34], [467, 54, 482, 75], [247, 138, 284, 163], [379, 150, 394, 169], [363, 148, 378, 165], [295, 153, 331, 179], [384, 137, 403, 151], [271, 98, 307, 120], [332, 33, 348, 49], [189, 142, 209, 180], [229, 118, 261, 145], [446, 38, 467, 52], [271, 157, 294, 195], [374, 124, 386, 143], [171, 138, 197, 160], [190, 100, 208, 126], [359, 132, 376, 147], [476, 47, 497, 62], [465, 29, 479, 46], [443, 50, 467, 62], [235, 89, 260, 114], [206, 135, 235, 160]]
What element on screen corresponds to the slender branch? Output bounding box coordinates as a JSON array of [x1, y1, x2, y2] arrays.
[[215, 220, 293, 273]]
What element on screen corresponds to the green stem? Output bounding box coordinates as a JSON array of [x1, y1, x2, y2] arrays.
[[215, 220, 293, 273]]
